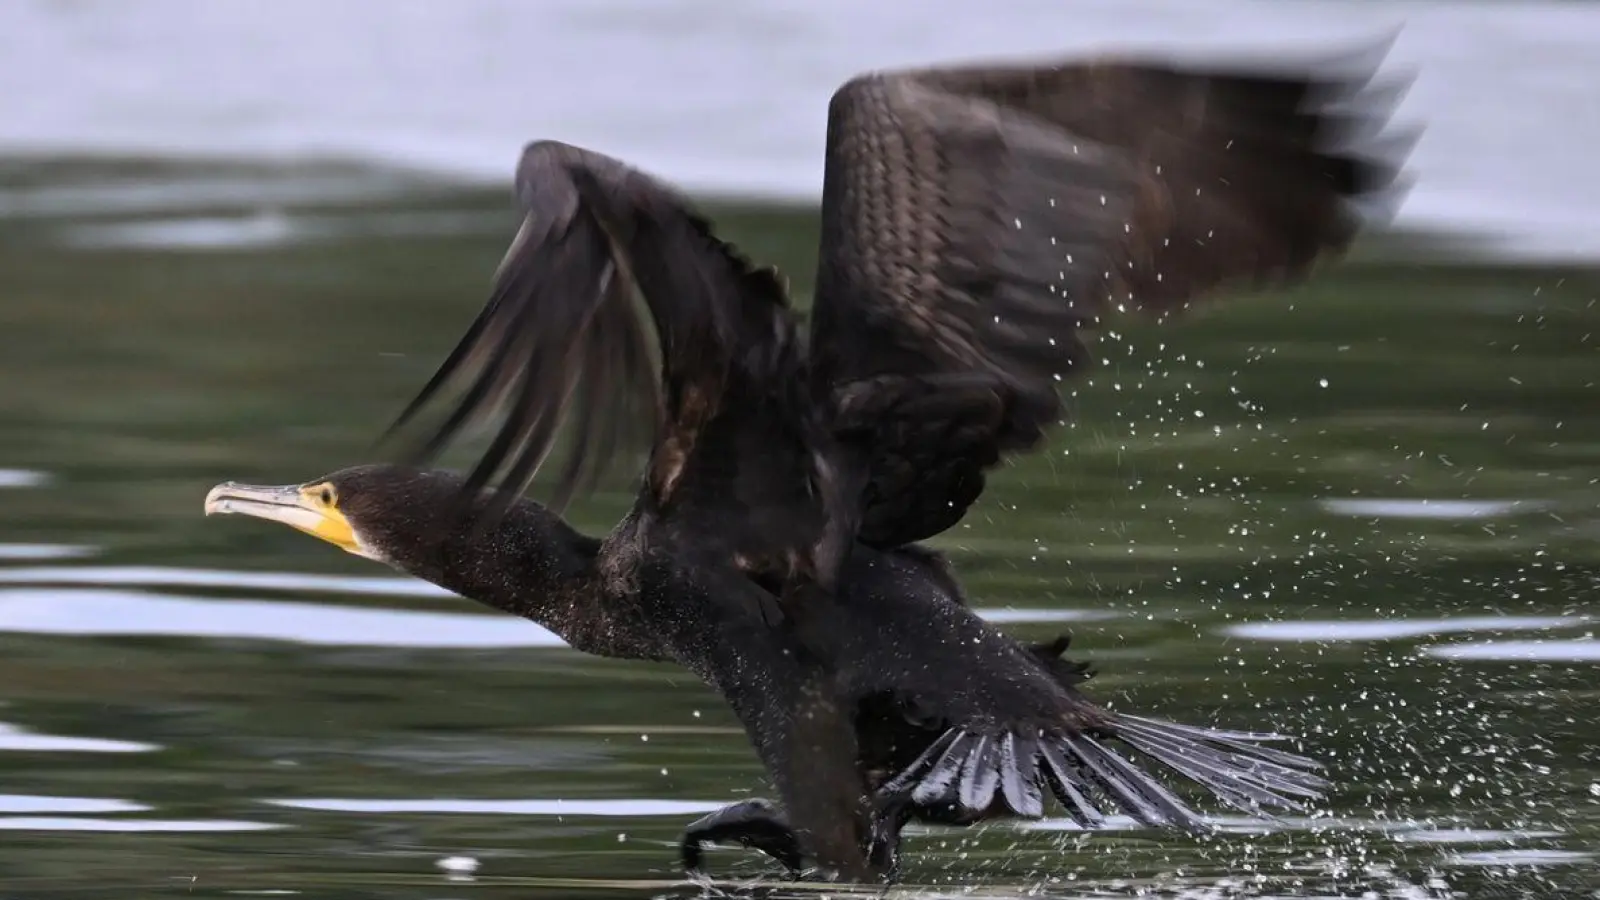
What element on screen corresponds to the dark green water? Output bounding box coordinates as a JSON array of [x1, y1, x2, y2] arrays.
[[0, 160, 1596, 898]]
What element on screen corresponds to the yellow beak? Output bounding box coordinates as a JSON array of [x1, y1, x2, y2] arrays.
[[204, 481, 367, 557]]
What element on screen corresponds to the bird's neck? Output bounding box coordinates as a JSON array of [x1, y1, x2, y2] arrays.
[[402, 500, 668, 661]]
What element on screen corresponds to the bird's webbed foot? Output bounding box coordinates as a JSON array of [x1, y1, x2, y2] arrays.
[[679, 796, 914, 883], [679, 799, 804, 877]]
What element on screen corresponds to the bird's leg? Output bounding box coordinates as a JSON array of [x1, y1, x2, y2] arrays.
[[695, 647, 877, 879], [650, 567, 877, 880], [866, 793, 915, 882], [702, 584, 878, 880], [679, 798, 804, 877]]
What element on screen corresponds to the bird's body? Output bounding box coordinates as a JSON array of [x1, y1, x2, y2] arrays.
[[205, 42, 1412, 882], [210, 466, 1326, 878]]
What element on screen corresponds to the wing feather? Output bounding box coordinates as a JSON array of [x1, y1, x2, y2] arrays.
[[387, 140, 795, 522], [809, 43, 1415, 547]]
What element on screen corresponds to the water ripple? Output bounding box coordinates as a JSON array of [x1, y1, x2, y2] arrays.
[[61, 211, 299, 250], [0, 565, 450, 598], [0, 587, 563, 648], [976, 608, 1112, 624], [0, 794, 277, 837], [0, 722, 158, 753], [0, 543, 96, 561], [0, 172, 432, 219], [1317, 498, 1545, 520], [1397, 827, 1565, 845], [987, 814, 1568, 845], [1421, 639, 1600, 663], [0, 468, 48, 489], [0, 817, 281, 832], [1223, 616, 1586, 643], [57, 209, 507, 250], [268, 797, 725, 817], [0, 795, 147, 814], [0, 570, 1111, 649], [1444, 849, 1593, 867]]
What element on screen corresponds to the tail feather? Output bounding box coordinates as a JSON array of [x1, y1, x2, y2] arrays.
[[1115, 718, 1328, 803], [957, 735, 1002, 812], [1121, 715, 1332, 772], [879, 714, 1328, 829], [998, 732, 1044, 817], [1037, 741, 1107, 827], [1066, 733, 1205, 828], [1118, 727, 1312, 811], [902, 729, 963, 806]]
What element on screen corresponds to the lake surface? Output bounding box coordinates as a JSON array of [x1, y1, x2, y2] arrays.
[[0, 155, 1595, 898], [3, 0, 1600, 262]]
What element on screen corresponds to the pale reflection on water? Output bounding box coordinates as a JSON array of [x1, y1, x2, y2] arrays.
[[0, 468, 48, 489], [0, 817, 281, 833], [1315, 498, 1546, 520], [0, 576, 1115, 648], [0, 722, 157, 754], [1422, 639, 1600, 662], [0, 543, 96, 561], [269, 798, 727, 817], [1224, 616, 1589, 643]]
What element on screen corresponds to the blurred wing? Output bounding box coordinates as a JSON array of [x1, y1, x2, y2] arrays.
[[809, 43, 1414, 547], [388, 140, 794, 520]]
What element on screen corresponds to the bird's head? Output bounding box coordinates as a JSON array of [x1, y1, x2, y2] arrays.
[[203, 464, 477, 568]]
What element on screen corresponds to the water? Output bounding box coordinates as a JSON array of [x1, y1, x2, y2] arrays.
[[0, 155, 1595, 897], [3, 0, 1600, 262]]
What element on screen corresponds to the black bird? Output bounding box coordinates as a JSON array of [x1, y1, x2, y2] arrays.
[[205, 43, 1412, 881]]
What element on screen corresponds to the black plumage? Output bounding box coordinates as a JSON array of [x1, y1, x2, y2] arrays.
[[206, 42, 1413, 882]]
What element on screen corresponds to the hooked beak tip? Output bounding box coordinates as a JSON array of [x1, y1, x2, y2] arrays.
[[204, 481, 267, 517], [203, 483, 231, 516]]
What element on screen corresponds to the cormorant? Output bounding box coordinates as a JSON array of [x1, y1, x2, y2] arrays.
[[204, 43, 1411, 881]]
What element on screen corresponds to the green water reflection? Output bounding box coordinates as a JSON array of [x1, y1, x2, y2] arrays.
[[0, 160, 1595, 898]]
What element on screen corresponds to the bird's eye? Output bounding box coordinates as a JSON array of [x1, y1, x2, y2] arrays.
[[319, 487, 334, 506]]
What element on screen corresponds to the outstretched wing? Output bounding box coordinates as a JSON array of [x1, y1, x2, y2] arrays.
[[808, 43, 1414, 548], [388, 140, 798, 522]]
